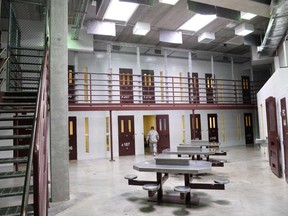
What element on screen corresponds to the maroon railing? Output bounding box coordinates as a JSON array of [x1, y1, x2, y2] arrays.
[[21, 48, 49, 215], [68, 71, 263, 106]]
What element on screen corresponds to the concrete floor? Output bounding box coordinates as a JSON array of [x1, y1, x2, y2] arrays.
[[48, 146, 288, 216]]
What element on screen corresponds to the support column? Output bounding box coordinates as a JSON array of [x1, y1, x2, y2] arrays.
[[49, 0, 70, 202]]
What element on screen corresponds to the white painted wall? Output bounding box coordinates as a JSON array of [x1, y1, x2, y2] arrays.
[[67, 49, 257, 160], [257, 67, 288, 177]]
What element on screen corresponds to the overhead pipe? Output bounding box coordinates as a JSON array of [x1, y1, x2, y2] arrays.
[[71, 0, 90, 40]]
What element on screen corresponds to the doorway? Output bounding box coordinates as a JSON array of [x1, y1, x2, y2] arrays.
[[244, 113, 254, 145], [190, 114, 202, 140], [118, 116, 135, 156], [68, 116, 77, 160], [143, 115, 170, 154], [207, 114, 219, 142], [281, 97, 288, 182], [265, 96, 281, 177]]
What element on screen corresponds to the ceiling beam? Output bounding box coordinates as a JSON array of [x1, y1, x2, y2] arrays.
[[189, 0, 270, 18]]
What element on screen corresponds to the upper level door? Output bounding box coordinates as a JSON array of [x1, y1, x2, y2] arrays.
[[266, 96, 281, 177], [190, 114, 202, 140], [156, 115, 170, 153], [207, 114, 218, 142], [244, 113, 254, 145], [280, 97, 288, 183], [205, 73, 214, 103], [118, 116, 135, 156], [142, 70, 155, 103], [68, 116, 77, 160], [242, 76, 251, 104], [68, 65, 75, 103], [119, 68, 133, 103]]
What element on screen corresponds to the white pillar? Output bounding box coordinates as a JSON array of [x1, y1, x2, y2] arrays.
[[211, 55, 214, 77], [188, 52, 192, 73]]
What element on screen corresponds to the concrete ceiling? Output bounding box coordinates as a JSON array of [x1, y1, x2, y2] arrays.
[[67, 0, 275, 63]]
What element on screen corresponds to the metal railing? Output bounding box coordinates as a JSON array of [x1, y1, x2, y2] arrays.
[[0, 48, 9, 88], [68, 71, 262, 106], [21, 48, 49, 216]]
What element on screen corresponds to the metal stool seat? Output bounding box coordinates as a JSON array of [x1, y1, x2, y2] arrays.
[[174, 186, 191, 193], [214, 178, 230, 184], [124, 174, 137, 180], [143, 184, 160, 192]]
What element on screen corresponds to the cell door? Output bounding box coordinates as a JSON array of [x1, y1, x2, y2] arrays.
[[281, 98, 288, 183], [244, 113, 254, 145], [266, 96, 281, 177], [119, 68, 133, 103], [207, 114, 218, 142], [142, 70, 155, 103], [68, 65, 75, 103], [188, 73, 199, 104], [205, 73, 214, 103], [156, 115, 170, 153], [190, 114, 202, 140], [68, 116, 77, 160], [242, 76, 251, 104], [118, 116, 135, 156]]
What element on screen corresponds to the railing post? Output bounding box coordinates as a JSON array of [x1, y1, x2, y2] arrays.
[[89, 73, 92, 104], [172, 77, 175, 104]]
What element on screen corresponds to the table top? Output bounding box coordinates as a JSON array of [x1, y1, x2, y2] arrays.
[[133, 159, 212, 174], [162, 148, 225, 155], [180, 141, 220, 147]]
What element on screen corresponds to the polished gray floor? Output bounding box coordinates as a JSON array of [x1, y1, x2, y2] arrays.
[[49, 146, 288, 216]]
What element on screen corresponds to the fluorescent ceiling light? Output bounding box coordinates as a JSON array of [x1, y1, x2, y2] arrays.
[[159, 0, 179, 5], [133, 22, 150, 35], [235, 23, 254, 36], [103, 0, 139, 22], [241, 12, 257, 20], [178, 14, 217, 32]]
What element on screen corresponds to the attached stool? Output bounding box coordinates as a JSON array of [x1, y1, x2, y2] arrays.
[[143, 184, 160, 197], [124, 174, 138, 180], [174, 186, 191, 200], [214, 178, 230, 184]]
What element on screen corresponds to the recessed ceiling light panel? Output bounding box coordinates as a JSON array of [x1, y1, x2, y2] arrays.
[[178, 14, 217, 32], [133, 22, 150, 35], [159, 0, 179, 5], [235, 23, 254, 36], [241, 12, 257, 20], [104, 0, 139, 22]]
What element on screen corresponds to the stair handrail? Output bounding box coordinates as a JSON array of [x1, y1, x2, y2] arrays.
[[20, 47, 49, 216], [0, 48, 9, 87]]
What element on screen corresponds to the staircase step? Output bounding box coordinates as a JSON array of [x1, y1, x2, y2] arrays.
[[0, 116, 34, 121], [0, 145, 30, 151], [0, 171, 26, 179], [11, 69, 41, 73], [0, 204, 34, 216], [0, 134, 31, 140], [0, 125, 33, 130], [0, 186, 33, 198], [2, 96, 37, 100], [0, 109, 35, 114], [0, 102, 36, 107], [3, 91, 37, 96], [0, 157, 28, 164]]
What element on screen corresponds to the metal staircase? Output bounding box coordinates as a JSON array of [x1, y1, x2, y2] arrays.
[[0, 46, 47, 215], [0, 91, 37, 215]]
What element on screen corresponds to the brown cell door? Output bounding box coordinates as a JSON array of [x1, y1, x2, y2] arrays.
[[118, 116, 135, 156], [68, 116, 77, 160], [205, 73, 214, 103], [156, 115, 170, 153], [281, 97, 288, 182], [119, 68, 133, 103], [190, 114, 202, 140], [266, 96, 281, 177], [68, 65, 75, 103], [242, 76, 251, 104], [142, 70, 155, 103], [207, 114, 218, 142], [13, 117, 33, 159], [244, 113, 254, 145]]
